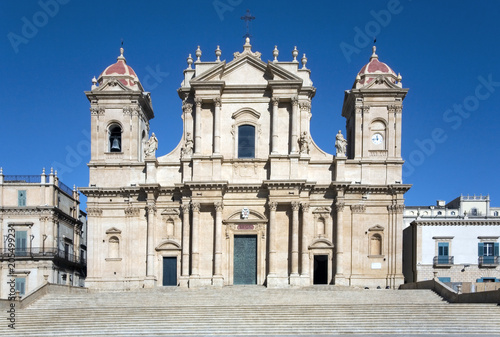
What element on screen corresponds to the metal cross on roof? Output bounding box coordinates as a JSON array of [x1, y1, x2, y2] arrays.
[[241, 9, 255, 39]]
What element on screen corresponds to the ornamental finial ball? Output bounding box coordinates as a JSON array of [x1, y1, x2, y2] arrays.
[[273, 45, 279, 62], [187, 54, 193, 69], [292, 46, 298, 62], [196, 46, 202, 62], [215, 45, 221, 62], [301, 53, 307, 69]]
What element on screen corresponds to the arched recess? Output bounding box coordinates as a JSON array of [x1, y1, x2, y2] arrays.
[[107, 121, 123, 153], [369, 119, 387, 150], [368, 225, 384, 257], [105, 227, 122, 261]]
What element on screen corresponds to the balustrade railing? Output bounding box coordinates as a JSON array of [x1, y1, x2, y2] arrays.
[[433, 256, 454, 266], [0, 247, 85, 265], [479, 256, 499, 266]]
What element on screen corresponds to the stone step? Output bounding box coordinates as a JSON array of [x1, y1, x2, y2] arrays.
[[5, 288, 499, 336]]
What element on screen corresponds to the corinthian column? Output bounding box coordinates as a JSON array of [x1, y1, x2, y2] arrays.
[[214, 202, 223, 276], [290, 96, 299, 154], [291, 201, 300, 275], [268, 201, 278, 274], [194, 98, 202, 154], [271, 97, 279, 153], [213, 97, 221, 154], [300, 202, 310, 276], [191, 202, 200, 276], [146, 203, 156, 277], [181, 203, 190, 277]]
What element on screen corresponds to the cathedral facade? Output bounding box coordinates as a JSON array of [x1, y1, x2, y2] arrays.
[[81, 39, 410, 289]]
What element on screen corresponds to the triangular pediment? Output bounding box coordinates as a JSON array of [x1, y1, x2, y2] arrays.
[[95, 78, 133, 92], [105, 227, 122, 234], [191, 54, 302, 86], [360, 76, 401, 90], [368, 225, 384, 232]]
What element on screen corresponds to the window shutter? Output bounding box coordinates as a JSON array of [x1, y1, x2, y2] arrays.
[[476, 278, 483, 283], [494, 243, 499, 257], [478, 243, 484, 256]]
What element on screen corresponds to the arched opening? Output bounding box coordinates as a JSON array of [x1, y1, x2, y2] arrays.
[[109, 125, 122, 152], [370, 234, 382, 256], [108, 236, 120, 258], [238, 125, 255, 158]]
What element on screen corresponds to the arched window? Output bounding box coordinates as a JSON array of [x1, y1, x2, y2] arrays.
[[108, 236, 120, 258], [109, 125, 122, 152], [494, 211, 499, 217], [471, 208, 478, 216], [437, 211, 442, 215], [238, 125, 255, 158], [370, 234, 382, 256]]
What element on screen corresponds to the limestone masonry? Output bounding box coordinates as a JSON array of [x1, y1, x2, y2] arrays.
[[80, 39, 410, 289]]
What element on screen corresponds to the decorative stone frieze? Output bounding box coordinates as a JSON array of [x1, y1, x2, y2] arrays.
[[351, 204, 366, 213]]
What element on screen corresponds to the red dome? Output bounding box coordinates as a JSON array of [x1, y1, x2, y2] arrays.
[[98, 48, 141, 89], [355, 46, 397, 87]]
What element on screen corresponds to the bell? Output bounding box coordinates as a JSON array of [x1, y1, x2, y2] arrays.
[[111, 138, 120, 151]]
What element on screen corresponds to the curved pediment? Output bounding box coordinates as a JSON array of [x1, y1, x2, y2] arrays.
[[225, 208, 267, 223], [309, 238, 334, 249], [155, 240, 181, 251], [232, 108, 261, 120]]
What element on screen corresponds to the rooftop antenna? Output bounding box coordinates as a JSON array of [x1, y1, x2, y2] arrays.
[[241, 9, 255, 39]]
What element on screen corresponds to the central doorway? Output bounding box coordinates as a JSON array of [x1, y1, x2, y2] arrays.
[[313, 255, 328, 284], [162, 257, 177, 286], [233, 235, 257, 285]]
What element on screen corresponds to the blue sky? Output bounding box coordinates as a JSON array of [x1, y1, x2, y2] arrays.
[[1, 0, 499, 208]]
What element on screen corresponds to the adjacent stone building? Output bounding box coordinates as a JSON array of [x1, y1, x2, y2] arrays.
[[0, 169, 87, 299], [81, 40, 410, 290]]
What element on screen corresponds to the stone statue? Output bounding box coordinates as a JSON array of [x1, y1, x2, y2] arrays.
[[144, 132, 158, 158], [335, 130, 347, 156], [299, 131, 310, 154], [181, 132, 194, 157]]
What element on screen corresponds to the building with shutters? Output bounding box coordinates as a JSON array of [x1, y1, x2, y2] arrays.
[[0, 169, 87, 299], [403, 195, 500, 290], [80, 39, 410, 290]]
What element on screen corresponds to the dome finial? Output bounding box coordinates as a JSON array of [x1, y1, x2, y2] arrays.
[[370, 45, 378, 60], [117, 46, 126, 62]]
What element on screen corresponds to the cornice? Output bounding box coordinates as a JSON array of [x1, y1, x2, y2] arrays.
[[412, 219, 500, 227]]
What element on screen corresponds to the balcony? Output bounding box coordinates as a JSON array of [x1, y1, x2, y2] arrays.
[[0, 247, 86, 267], [433, 256, 454, 267], [478, 256, 500, 267]]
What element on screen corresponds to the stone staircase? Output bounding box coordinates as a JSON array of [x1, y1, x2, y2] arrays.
[[5, 286, 500, 336]]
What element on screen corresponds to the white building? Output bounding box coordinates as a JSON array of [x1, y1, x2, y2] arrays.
[[0, 168, 86, 299], [403, 195, 500, 289]]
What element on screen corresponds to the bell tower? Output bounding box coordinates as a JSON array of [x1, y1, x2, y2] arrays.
[[341, 46, 408, 184], [85, 48, 154, 186]]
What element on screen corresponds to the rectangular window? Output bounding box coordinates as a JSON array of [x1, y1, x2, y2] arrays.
[[15, 230, 27, 256], [18, 190, 26, 206], [238, 125, 255, 158], [15, 278, 25, 295], [479, 242, 499, 264], [437, 242, 449, 264]]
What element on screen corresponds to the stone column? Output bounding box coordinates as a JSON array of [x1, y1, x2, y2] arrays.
[[213, 97, 221, 154], [335, 201, 345, 280], [271, 97, 279, 153], [300, 203, 310, 277], [194, 98, 202, 154], [191, 202, 200, 276], [268, 201, 278, 274], [146, 203, 156, 283], [213, 201, 223, 286], [181, 203, 190, 280], [290, 96, 299, 154], [290, 201, 300, 276]]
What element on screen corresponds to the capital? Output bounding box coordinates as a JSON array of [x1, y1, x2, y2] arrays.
[[192, 202, 200, 212], [269, 201, 278, 211]]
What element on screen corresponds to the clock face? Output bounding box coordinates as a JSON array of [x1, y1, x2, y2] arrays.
[[371, 133, 383, 145]]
